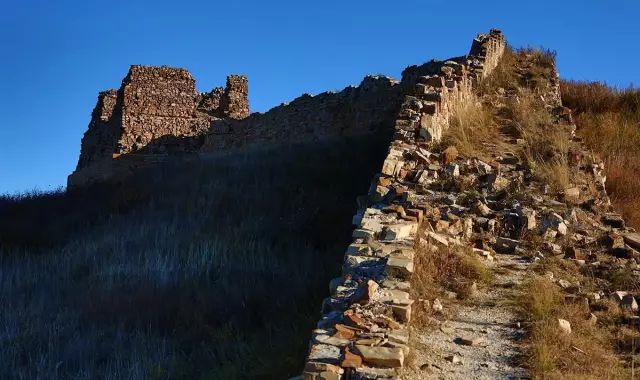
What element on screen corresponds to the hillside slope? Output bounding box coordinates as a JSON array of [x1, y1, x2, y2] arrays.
[[0, 136, 390, 379]]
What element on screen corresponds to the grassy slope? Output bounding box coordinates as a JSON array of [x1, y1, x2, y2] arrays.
[[561, 81, 640, 227], [0, 135, 390, 379]]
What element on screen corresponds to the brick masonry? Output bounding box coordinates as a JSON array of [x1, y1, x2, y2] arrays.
[[69, 66, 249, 187]]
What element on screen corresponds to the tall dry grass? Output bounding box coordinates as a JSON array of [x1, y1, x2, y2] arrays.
[[561, 81, 640, 226], [517, 276, 627, 379], [443, 101, 497, 160]]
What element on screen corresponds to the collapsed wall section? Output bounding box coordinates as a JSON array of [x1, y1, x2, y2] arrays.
[[300, 29, 505, 380]]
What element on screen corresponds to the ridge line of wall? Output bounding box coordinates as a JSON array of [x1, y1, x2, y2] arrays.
[[300, 29, 505, 380]]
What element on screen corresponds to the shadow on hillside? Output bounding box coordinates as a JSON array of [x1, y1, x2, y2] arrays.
[[0, 133, 392, 379]]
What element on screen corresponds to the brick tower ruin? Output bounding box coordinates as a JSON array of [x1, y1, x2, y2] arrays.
[[71, 65, 249, 180]]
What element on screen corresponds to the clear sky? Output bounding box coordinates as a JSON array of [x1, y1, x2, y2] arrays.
[[1, 0, 638, 194]]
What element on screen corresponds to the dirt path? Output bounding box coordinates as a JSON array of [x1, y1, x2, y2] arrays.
[[404, 252, 531, 379]]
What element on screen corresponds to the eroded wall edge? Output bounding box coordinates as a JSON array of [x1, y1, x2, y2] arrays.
[[300, 29, 505, 380]]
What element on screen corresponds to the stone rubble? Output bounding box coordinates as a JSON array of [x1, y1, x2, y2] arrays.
[[299, 29, 506, 380]]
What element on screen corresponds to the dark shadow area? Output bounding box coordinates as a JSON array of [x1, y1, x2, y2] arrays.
[[0, 133, 392, 379]]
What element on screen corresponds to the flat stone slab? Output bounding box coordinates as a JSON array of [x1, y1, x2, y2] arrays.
[[355, 345, 404, 368]]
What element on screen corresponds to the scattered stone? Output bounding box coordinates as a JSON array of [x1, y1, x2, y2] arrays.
[[444, 354, 462, 364], [352, 229, 375, 239], [445, 164, 460, 177], [468, 281, 479, 298], [564, 246, 583, 260], [434, 219, 450, 233], [440, 325, 455, 335], [473, 248, 494, 261], [427, 231, 449, 246], [603, 213, 625, 229], [432, 298, 443, 313], [455, 336, 483, 346], [472, 200, 492, 217], [557, 279, 572, 289], [564, 187, 580, 203], [621, 294, 638, 311], [388, 329, 409, 345], [351, 280, 379, 304], [494, 237, 519, 254], [383, 223, 416, 241], [315, 335, 350, 347], [558, 319, 572, 334], [303, 362, 344, 380], [333, 324, 356, 340], [623, 233, 640, 251], [385, 257, 414, 281]]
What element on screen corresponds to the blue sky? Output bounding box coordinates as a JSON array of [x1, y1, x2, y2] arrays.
[[1, 0, 638, 194]]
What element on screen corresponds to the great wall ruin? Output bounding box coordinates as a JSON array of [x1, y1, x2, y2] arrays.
[[299, 30, 508, 379], [69, 63, 405, 187], [67, 29, 640, 379]]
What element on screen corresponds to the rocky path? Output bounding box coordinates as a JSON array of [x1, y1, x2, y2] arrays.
[[404, 252, 530, 379]]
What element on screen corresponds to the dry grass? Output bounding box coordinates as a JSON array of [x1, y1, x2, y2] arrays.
[[411, 239, 493, 328], [443, 101, 498, 160], [0, 136, 391, 379], [561, 80, 640, 227], [518, 276, 627, 379], [479, 46, 557, 97], [477, 46, 575, 192], [504, 90, 574, 191]]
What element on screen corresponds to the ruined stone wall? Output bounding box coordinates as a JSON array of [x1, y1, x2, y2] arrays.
[[300, 29, 506, 380], [69, 66, 249, 187], [117, 66, 210, 155], [201, 75, 404, 151], [221, 75, 249, 119], [76, 89, 121, 169]]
